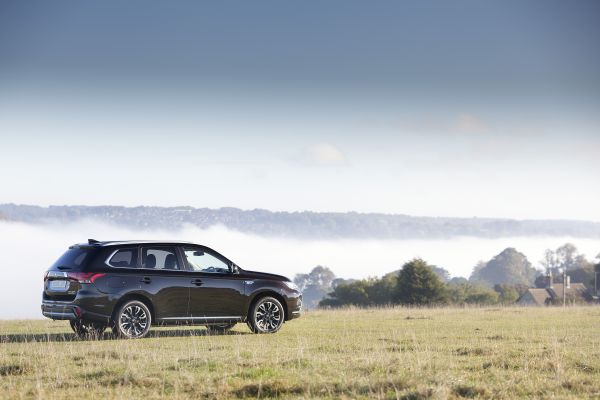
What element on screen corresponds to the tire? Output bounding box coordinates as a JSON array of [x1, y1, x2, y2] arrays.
[[111, 300, 152, 339], [248, 296, 285, 334], [205, 322, 236, 334], [70, 320, 106, 339]]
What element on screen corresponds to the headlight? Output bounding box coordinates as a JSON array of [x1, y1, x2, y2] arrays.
[[283, 281, 299, 291]]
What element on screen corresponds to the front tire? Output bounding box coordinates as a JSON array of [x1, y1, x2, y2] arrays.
[[248, 296, 284, 334], [70, 320, 106, 339], [112, 300, 152, 339]]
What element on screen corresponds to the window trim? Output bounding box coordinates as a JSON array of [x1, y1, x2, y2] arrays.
[[105, 247, 140, 269]]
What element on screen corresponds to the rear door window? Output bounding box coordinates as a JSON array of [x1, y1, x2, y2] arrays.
[[106, 248, 139, 268], [141, 247, 181, 270]]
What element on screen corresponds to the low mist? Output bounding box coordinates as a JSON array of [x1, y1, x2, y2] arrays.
[[1, 220, 598, 319]]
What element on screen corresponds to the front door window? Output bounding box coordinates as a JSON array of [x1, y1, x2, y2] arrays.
[[183, 248, 230, 274]]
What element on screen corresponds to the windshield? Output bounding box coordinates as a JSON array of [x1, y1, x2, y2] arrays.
[[49, 247, 96, 271]]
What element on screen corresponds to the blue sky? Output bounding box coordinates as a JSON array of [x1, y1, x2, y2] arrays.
[[1, 1, 599, 220]]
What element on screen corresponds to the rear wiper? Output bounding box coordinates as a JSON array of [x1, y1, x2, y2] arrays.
[[57, 266, 73, 270]]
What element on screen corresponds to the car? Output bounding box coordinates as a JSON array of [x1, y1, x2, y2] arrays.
[[42, 239, 302, 339]]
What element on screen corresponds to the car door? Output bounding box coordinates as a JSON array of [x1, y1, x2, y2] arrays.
[[138, 246, 191, 321], [182, 246, 246, 319]]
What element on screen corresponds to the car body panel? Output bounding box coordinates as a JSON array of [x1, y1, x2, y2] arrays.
[[187, 273, 247, 318]]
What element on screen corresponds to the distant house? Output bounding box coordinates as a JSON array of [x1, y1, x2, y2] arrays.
[[517, 279, 590, 306]]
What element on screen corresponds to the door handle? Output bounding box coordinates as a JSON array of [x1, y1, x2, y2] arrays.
[[141, 276, 152, 284], [191, 279, 203, 286]]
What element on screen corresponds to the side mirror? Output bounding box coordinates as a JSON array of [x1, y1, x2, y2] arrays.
[[193, 251, 204, 256]]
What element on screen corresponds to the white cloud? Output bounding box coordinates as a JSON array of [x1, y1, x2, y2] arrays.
[[306, 143, 346, 165]]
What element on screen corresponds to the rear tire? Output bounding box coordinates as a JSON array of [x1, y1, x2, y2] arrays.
[[111, 300, 152, 339], [70, 320, 106, 339], [205, 322, 236, 334], [248, 296, 284, 334]]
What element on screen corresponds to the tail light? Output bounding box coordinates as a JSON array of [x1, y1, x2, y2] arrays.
[[66, 272, 106, 284]]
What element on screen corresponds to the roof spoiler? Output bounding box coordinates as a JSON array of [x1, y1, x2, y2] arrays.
[[88, 239, 101, 245]]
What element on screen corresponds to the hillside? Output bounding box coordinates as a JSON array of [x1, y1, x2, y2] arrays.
[[1, 203, 600, 239]]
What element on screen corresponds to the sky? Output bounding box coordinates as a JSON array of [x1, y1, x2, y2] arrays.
[[1, 1, 599, 220]]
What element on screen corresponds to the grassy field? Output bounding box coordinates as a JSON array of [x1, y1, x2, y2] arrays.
[[1, 307, 600, 399]]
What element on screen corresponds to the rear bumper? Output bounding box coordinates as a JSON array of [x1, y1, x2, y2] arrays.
[[42, 301, 77, 320], [41, 300, 111, 324]]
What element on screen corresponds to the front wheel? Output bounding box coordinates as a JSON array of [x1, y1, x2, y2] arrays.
[[112, 300, 152, 339], [248, 296, 285, 334], [70, 320, 106, 339]]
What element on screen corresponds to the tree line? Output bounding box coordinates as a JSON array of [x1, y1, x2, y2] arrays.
[[3, 203, 600, 240], [293, 244, 600, 308]]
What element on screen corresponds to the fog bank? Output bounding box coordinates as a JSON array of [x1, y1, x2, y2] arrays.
[[0, 220, 598, 319]]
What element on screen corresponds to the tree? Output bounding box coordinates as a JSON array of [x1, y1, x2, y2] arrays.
[[293, 266, 336, 309], [493, 283, 526, 304], [464, 287, 499, 305], [368, 272, 397, 305], [556, 243, 578, 271], [469, 261, 486, 281], [448, 276, 468, 285], [319, 280, 371, 307], [447, 281, 499, 305], [430, 265, 451, 282], [568, 254, 595, 289], [394, 259, 448, 305], [469, 248, 537, 287], [536, 248, 563, 287], [540, 249, 558, 277], [319, 274, 396, 307]]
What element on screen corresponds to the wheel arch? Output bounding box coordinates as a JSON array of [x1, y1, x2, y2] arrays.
[[248, 290, 288, 321], [111, 293, 155, 325]]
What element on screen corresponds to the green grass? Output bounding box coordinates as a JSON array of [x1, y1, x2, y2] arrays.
[[1, 307, 600, 399]]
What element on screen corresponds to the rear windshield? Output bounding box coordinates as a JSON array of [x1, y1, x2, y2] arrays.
[[49, 247, 96, 271]]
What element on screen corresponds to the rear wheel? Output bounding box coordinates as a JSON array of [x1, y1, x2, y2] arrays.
[[70, 320, 106, 339], [248, 296, 284, 334], [205, 322, 236, 334], [112, 300, 152, 339]]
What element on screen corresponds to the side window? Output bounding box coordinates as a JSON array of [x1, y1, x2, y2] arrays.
[[107, 248, 138, 268], [184, 248, 230, 273], [141, 247, 180, 270]]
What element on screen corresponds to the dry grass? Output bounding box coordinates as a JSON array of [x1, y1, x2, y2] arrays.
[[1, 307, 600, 399]]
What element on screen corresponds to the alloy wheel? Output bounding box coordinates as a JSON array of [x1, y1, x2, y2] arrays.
[[114, 301, 151, 339], [251, 297, 284, 333]]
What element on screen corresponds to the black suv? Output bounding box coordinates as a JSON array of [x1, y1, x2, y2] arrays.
[[42, 240, 302, 338]]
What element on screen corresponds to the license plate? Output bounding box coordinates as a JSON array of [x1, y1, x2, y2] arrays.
[[48, 280, 69, 291]]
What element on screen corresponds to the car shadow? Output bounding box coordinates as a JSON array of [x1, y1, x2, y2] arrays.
[[0, 328, 251, 343]]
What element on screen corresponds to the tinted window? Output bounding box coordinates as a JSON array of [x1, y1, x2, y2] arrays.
[[50, 248, 95, 271], [141, 247, 180, 270], [184, 248, 230, 273], [107, 248, 138, 268]]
